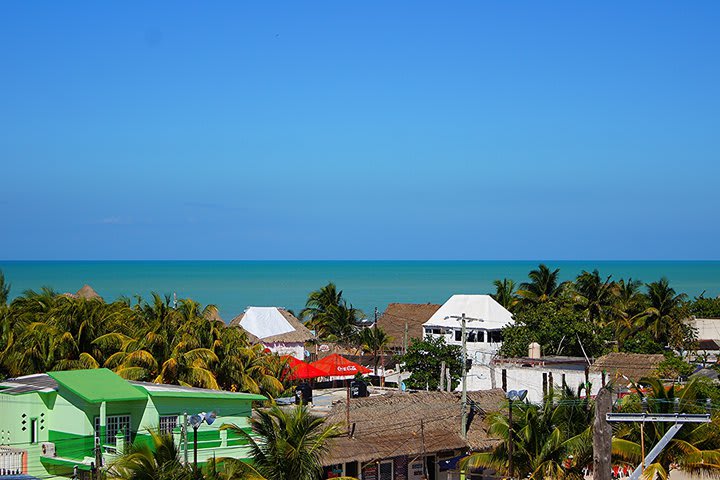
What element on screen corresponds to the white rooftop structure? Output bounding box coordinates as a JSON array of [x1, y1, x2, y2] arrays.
[[423, 294, 514, 330], [237, 306, 295, 339], [422, 295, 514, 365]]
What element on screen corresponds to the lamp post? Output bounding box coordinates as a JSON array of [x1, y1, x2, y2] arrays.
[[188, 411, 216, 475], [506, 389, 527, 480]]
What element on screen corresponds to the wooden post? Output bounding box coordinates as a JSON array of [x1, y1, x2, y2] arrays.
[[502, 369, 507, 392], [548, 372, 554, 399], [346, 384, 351, 436], [440, 361, 446, 391], [593, 387, 612, 480], [542, 373, 548, 398]]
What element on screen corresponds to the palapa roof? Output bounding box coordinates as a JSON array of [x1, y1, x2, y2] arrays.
[[62, 284, 104, 302], [229, 307, 315, 344], [376, 303, 442, 350], [424, 295, 513, 331], [591, 352, 665, 384], [321, 389, 505, 465]]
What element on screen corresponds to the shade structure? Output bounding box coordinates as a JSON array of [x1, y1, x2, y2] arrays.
[[282, 356, 328, 380], [310, 354, 372, 377]]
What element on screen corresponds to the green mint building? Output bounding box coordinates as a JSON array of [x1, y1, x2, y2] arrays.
[[0, 368, 265, 479]]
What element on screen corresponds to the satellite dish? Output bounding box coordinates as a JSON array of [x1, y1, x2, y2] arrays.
[[204, 412, 217, 425], [189, 414, 203, 429]]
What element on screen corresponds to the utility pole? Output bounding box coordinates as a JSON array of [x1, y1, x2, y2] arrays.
[[445, 313, 482, 439], [403, 321, 408, 355], [508, 399, 514, 480], [182, 412, 188, 465], [593, 387, 612, 480]]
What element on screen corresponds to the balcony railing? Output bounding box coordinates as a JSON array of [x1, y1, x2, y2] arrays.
[[0, 446, 25, 476]]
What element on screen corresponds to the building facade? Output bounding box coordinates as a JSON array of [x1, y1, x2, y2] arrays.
[[0, 368, 265, 479], [423, 295, 514, 366]]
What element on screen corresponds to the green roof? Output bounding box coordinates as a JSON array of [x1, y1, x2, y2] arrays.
[[136, 383, 266, 401], [47, 368, 147, 403]]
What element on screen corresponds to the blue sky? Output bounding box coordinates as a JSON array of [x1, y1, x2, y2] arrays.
[[1, 2, 719, 260]]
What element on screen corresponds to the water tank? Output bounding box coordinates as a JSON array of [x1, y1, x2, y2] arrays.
[[529, 342, 541, 359], [350, 380, 368, 398], [295, 382, 313, 404]]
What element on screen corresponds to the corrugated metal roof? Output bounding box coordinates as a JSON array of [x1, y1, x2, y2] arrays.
[[47, 368, 147, 403]]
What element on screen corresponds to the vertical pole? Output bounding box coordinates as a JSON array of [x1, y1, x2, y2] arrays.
[[548, 372, 554, 400], [420, 419, 427, 479], [593, 387, 612, 480], [640, 422, 645, 474], [461, 313, 468, 439], [404, 321, 409, 355], [562, 373, 567, 391], [440, 361, 446, 391], [508, 399, 514, 480], [542, 373, 548, 398], [502, 369, 507, 392], [346, 383, 351, 437], [183, 412, 188, 465], [94, 435, 102, 480], [193, 426, 199, 475], [446, 367, 452, 392]]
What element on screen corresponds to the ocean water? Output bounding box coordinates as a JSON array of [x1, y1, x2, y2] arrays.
[[0, 261, 719, 322]]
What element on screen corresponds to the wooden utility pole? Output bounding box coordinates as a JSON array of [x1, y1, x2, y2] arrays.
[[440, 361, 446, 391], [593, 387, 612, 480]]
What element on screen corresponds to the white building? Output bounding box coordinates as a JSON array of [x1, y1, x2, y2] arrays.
[[422, 294, 514, 365], [230, 306, 315, 360]]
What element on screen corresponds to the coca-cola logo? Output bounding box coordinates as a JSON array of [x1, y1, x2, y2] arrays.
[[336, 366, 356, 372]]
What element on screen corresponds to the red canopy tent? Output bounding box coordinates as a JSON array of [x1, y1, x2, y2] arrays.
[[281, 356, 328, 380], [310, 354, 372, 377]]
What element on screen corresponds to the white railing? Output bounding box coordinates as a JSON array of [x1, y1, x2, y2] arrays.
[[0, 446, 25, 476]]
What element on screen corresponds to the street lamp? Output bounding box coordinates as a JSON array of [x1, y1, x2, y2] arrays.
[[188, 411, 216, 474], [506, 389, 527, 480]]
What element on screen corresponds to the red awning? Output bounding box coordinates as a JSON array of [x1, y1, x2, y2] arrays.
[[282, 356, 328, 380], [310, 354, 372, 376]]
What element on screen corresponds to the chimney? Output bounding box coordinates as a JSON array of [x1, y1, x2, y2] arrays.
[[528, 342, 541, 359]]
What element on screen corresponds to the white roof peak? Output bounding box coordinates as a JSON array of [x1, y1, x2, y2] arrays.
[[423, 294, 513, 330]]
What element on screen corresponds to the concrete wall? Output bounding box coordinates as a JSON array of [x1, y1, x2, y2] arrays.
[[465, 364, 603, 403]]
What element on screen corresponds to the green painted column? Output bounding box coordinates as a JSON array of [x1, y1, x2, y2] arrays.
[[99, 401, 107, 445]]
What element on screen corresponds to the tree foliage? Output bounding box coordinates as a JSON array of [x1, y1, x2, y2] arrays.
[[401, 336, 465, 390]]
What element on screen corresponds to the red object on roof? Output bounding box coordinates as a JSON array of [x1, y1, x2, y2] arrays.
[[282, 356, 328, 380], [310, 354, 372, 376]]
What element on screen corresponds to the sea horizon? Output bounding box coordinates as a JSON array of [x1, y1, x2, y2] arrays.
[[1, 260, 719, 322]]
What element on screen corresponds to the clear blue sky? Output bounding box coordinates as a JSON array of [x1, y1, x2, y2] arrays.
[[1, 2, 719, 260]]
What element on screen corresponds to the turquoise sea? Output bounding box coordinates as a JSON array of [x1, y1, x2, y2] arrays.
[[0, 261, 719, 321]]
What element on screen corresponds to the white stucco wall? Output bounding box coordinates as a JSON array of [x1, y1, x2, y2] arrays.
[[464, 364, 603, 403]]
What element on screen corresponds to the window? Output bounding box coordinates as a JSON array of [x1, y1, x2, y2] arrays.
[[379, 461, 393, 480], [467, 331, 477, 342], [488, 330, 503, 343], [455, 330, 462, 341], [345, 461, 358, 478], [424, 327, 444, 335], [30, 418, 38, 444], [95, 415, 131, 444], [159, 415, 179, 434]]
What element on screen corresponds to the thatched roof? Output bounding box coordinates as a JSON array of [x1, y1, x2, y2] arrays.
[[322, 389, 505, 465], [591, 353, 665, 384], [62, 284, 104, 302], [376, 303, 441, 351], [229, 308, 315, 343]]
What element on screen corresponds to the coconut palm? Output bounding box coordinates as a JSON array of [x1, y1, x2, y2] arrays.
[[221, 404, 345, 480], [633, 279, 688, 347], [492, 278, 520, 312], [611, 278, 647, 347], [301, 283, 344, 324], [0, 269, 10, 305], [517, 264, 568, 304], [107, 429, 192, 480], [572, 270, 616, 326], [461, 388, 593, 479], [612, 377, 720, 479], [358, 326, 391, 374]]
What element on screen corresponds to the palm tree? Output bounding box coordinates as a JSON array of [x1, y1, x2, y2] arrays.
[[0, 269, 10, 305], [221, 405, 345, 480], [359, 326, 391, 374], [107, 429, 192, 480], [301, 283, 344, 324], [461, 388, 593, 479], [635, 278, 688, 346], [611, 278, 647, 348], [572, 270, 615, 326], [612, 377, 720, 479], [517, 264, 568, 304], [492, 278, 519, 312], [310, 302, 363, 344]]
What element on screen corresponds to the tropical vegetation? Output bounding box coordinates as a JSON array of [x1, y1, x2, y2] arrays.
[[0, 276, 286, 397]]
